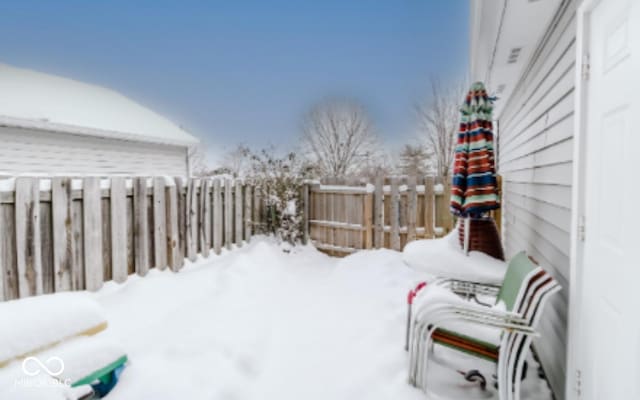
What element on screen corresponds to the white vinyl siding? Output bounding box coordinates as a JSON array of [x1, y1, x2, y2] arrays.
[[497, 1, 578, 398], [0, 126, 188, 176]]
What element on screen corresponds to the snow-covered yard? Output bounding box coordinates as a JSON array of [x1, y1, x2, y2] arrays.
[[1, 237, 553, 400]]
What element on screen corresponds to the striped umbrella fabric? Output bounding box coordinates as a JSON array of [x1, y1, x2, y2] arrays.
[[450, 82, 500, 217]]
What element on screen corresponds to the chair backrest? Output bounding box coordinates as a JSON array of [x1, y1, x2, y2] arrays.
[[495, 251, 541, 312]]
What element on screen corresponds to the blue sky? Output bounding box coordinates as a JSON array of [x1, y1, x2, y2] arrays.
[[0, 1, 468, 165]]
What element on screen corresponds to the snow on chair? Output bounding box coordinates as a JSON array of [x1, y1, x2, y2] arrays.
[[406, 251, 561, 400], [0, 292, 128, 399]]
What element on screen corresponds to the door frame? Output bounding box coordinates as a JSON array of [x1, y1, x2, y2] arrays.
[[566, 0, 602, 399]]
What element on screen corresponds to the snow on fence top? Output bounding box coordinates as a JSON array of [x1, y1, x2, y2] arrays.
[[0, 176, 185, 192], [317, 183, 445, 195], [0, 63, 198, 146]]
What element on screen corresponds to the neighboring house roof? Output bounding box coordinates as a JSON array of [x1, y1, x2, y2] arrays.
[[469, 0, 561, 117], [0, 63, 199, 146]]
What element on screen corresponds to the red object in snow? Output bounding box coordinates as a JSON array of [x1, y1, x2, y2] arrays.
[[407, 281, 428, 305]]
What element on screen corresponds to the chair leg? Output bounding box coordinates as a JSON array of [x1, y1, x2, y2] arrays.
[[513, 338, 532, 400], [419, 325, 437, 392], [405, 303, 412, 351], [497, 337, 511, 400], [408, 319, 424, 385]]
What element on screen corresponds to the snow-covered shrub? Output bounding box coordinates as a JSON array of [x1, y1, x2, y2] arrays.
[[249, 149, 312, 245]]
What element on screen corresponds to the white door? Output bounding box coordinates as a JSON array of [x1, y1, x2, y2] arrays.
[[578, 0, 640, 399]]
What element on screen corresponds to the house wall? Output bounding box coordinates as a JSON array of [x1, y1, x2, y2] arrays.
[[496, 1, 578, 397], [0, 126, 189, 176]]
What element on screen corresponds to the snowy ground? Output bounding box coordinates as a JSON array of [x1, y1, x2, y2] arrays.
[[1, 237, 553, 399]]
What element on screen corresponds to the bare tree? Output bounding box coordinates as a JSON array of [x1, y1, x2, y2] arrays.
[[416, 79, 463, 179], [222, 144, 251, 178], [188, 144, 209, 177], [397, 144, 432, 176], [301, 99, 380, 178]]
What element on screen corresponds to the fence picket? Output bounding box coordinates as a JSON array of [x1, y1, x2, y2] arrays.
[[110, 177, 128, 282], [187, 179, 198, 261], [72, 196, 85, 289], [253, 185, 261, 236], [373, 176, 384, 249], [134, 177, 150, 276], [235, 180, 243, 247], [407, 175, 417, 242], [15, 178, 42, 298], [363, 191, 373, 249], [83, 177, 103, 291], [213, 179, 223, 255], [201, 179, 211, 257], [244, 184, 253, 242], [0, 204, 16, 300], [424, 176, 435, 239], [166, 182, 182, 271], [390, 177, 401, 251], [225, 179, 233, 250], [440, 179, 454, 234], [175, 178, 186, 260], [52, 178, 74, 291], [153, 177, 168, 269], [40, 202, 54, 293]]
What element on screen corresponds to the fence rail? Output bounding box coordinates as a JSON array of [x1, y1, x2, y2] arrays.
[[0, 176, 261, 301], [304, 176, 456, 256]]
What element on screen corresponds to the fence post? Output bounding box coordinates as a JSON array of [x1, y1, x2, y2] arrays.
[[390, 177, 401, 251], [15, 177, 42, 297], [363, 188, 373, 249], [407, 175, 417, 243], [373, 175, 384, 249], [423, 176, 435, 239]]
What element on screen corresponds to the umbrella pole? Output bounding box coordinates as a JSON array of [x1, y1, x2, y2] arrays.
[[464, 216, 471, 256]]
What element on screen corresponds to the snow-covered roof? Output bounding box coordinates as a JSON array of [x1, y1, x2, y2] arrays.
[[0, 63, 199, 146]]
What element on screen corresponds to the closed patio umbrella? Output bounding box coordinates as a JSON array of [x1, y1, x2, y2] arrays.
[[450, 82, 502, 258]]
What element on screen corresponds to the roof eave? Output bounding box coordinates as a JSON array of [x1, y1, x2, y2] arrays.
[[0, 115, 199, 147]]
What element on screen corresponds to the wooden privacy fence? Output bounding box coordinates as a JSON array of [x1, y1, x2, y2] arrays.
[[0, 176, 262, 302], [304, 176, 456, 256]]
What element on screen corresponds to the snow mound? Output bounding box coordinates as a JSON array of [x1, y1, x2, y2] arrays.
[[0, 237, 552, 400], [402, 231, 507, 285], [0, 292, 107, 364]]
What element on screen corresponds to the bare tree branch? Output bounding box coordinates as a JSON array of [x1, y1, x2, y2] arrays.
[[416, 78, 464, 179], [301, 99, 381, 178]]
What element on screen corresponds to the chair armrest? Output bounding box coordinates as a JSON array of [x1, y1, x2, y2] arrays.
[[437, 312, 538, 336], [413, 303, 537, 336], [415, 300, 523, 322], [432, 278, 501, 298]]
